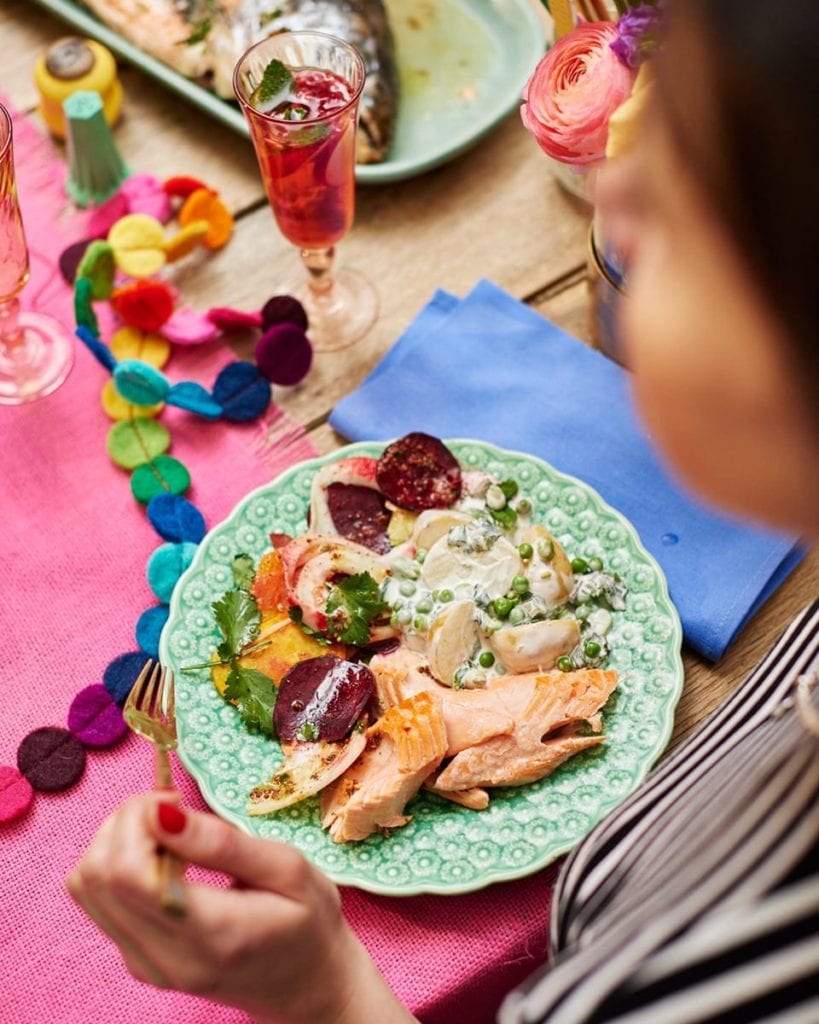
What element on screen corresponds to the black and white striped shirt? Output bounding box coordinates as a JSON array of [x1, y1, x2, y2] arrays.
[[500, 599, 819, 1024]]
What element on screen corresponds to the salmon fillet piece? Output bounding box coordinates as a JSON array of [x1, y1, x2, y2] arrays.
[[320, 690, 447, 842], [435, 669, 617, 791]]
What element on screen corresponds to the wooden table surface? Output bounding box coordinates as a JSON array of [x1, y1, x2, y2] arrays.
[[5, 0, 817, 753]]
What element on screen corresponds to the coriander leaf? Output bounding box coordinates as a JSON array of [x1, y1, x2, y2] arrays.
[[225, 666, 277, 737], [288, 605, 333, 646], [232, 553, 255, 591], [182, 18, 211, 45], [325, 572, 388, 647], [213, 589, 261, 660], [490, 505, 518, 530], [258, 58, 293, 103]]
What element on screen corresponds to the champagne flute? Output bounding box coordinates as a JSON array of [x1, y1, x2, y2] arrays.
[[0, 102, 73, 405], [234, 31, 378, 352]]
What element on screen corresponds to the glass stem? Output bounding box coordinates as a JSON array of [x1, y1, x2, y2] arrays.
[[0, 296, 24, 352], [300, 246, 336, 301]]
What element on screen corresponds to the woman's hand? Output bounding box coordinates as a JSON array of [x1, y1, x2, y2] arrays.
[[67, 793, 417, 1024]]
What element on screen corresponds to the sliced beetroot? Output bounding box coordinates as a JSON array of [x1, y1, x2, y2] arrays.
[[326, 483, 390, 554], [275, 655, 374, 744], [376, 432, 462, 511]]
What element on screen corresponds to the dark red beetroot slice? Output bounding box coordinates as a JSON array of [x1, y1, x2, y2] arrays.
[[376, 432, 462, 511], [275, 655, 374, 744], [326, 483, 390, 554]]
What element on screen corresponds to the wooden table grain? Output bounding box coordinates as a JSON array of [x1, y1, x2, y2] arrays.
[[4, 1, 816, 759]]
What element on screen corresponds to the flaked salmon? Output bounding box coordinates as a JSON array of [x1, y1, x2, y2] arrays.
[[320, 690, 447, 842]]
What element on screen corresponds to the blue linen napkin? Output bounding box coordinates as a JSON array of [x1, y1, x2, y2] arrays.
[[330, 280, 804, 660]]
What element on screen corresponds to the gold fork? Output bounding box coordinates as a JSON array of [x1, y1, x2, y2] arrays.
[[123, 660, 186, 916]]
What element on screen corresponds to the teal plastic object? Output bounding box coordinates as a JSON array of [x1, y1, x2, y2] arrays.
[[63, 91, 130, 206]]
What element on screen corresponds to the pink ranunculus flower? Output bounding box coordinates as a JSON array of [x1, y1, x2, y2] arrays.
[[521, 22, 637, 167]]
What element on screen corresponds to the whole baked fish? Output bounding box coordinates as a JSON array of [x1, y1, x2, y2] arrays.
[[79, 0, 398, 162]]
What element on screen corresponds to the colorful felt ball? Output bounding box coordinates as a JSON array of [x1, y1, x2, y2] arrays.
[[108, 213, 167, 277], [0, 765, 34, 823], [207, 306, 263, 332], [131, 455, 191, 503], [74, 276, 98, 334], [161, 308, 219, 346], [147, 541, 198, 603], [164, 220, 209, 263], [212, 360, 271, 422], [109, 326, 170, 368], [101, 378, 163, 421], [67, 685, 128, 748], [17, 727, 86, 792], [164, 175, 207, 198], [111, 279, 175, 332], [135, 605, 170, 657], [113, 358, 170, 406], [107, 417, 171, 469], [255, 322, 313, 386], [178, 188, 233, 250], [60, 238, 93, 285], [76, 240, 115, 300], [261, 294, 309, 332], [121, 173, 172, 223], [147, 493, 206, 543], [103, 651, 151, 706], [76, 325, 118, 372], [164, 380, 222, 419], [87, 190, 129, 240]]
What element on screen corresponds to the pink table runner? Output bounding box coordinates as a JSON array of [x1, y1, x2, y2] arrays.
[[0, 104, 555, 1024]]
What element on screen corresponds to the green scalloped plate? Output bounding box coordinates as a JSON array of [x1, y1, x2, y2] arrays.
[[31, 0, 545, 184], [160, 440, 684, 896]]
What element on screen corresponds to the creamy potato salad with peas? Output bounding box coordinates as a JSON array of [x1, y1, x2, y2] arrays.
[[202, 433, 626, 842]]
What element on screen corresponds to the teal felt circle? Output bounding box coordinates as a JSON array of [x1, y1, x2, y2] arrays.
[[147, 542, 199, 604], [131, 455, 191, 504], [113, 359, 170, 407]]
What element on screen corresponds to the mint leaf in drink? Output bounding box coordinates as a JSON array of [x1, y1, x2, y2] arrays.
[[224, 666, 277, 737], [213, 589, 261, 661], [258, 58, 294, 103]]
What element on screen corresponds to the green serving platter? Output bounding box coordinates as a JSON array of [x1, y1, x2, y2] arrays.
[[160, 440, 684, 897], [30, 0, 546, 183]]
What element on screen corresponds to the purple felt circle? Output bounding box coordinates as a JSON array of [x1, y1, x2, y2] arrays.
[[59, 239, 93, 285], [0, 765, 34, 822], [255, 323, 313, 386], [260, 294, 308, 332], [68, 685, 129, 748], [17, 727, 86, 792]]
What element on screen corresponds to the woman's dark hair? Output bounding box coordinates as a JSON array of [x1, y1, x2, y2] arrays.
[[657, 0, 818, 414]]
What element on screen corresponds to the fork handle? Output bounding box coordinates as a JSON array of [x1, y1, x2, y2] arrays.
[[154, 746, 187, 917]]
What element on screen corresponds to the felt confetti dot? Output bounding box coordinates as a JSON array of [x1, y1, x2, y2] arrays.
[[67, 685, 128, 748], [164, 220, 209, 262], [256, 322, 313, 386], [59, 238, 93, 285], [0, 765, 34, 823], [74, 276, 98, 334], [135, 605, 170, 657], [179, 188, 233, 250], [88, 190, 129, 239], [108, 213, 167, 277], [161, 308, 218, 346], [207, 306, 263, 332], [111, 279, 175, 332], [76, 325, 118, 372], [147, 541, 199, 603], [77, 240, 116, 300], [261, 294, 308, 332], [103, 652, 151, 706], [107, 417, 171, 469], [164, 175, 208, 198], [165, 380, 222, 419], [17, 727, 86, 792], [212, 360, 271, 422], [121, 174, 172, 223], [113, 359, 170, 406], [101, 378, 163, 421], [131, 455, 191, 504], [110, 326, 170, 368], [147, 493, 206, 543]]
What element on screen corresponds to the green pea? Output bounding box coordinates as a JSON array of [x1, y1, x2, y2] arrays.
[[571, 557, 589, 574], [397, 608, 412, 625], [518, 542, 534, 561], [416, 596, 433, 614], [504, 591, 521, 606], [584, 641, 602, 659], [413, 614, 428, 631], [415, 548, 427, 564], [537, 539, 554, 561], [438, 589, 454, 603], [492, 597, 515, 619], [390, 613, 401, 629], [478, 651, 495, 668], [574, 603, 591, 621], [499, 479, 519, 500], [557, 656, 573, 672], [516, 498, 533, 516], [512, 575, 529, 594], [399, 580, 417, 597], [588, 556, 604, 572], [509, 606, 526, 625]]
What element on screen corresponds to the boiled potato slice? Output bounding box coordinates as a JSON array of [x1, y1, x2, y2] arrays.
[[411, 509, 472, 552], [426, 600, 480, 686], [489, 619, 580, 674], [421, 533, 520, 601]]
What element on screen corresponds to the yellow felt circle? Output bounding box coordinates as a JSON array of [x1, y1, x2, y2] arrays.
[[164, 220, 209, 263], [101, 379, 163, 421], [108, 214, 167, 278], [109, 326, 171, 368]]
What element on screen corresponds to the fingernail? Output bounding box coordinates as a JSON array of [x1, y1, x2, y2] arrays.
[[157, 802, 186, 834]]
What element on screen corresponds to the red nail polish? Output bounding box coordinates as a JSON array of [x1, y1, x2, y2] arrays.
[[157, 802, 186, 834]]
